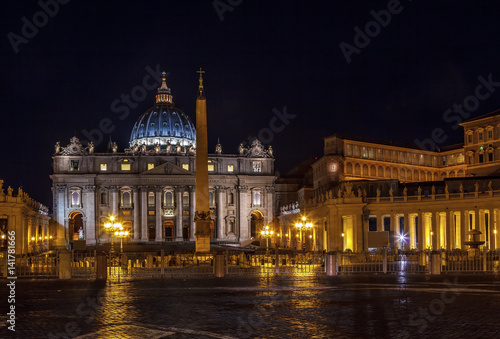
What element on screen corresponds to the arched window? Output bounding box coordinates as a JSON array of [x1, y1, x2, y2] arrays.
[[183, 192, 189, 206], [71, 191, 80, 206], [122, 191, 131, 206], [164, 191, 173, 206], [100, 191, 107, 205], [253, 191, 261, 206], [148, 192, 155, 206], [228, 192, 234, 205]]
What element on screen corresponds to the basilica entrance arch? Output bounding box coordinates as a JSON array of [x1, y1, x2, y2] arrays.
[[68, 211, 83, 241], [250, 210, 264, 238]]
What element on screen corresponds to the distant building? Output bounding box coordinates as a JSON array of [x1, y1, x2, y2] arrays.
[[51, 72, 276, 249], [0, 180, 50, 254], [277, 111, 500, 252]]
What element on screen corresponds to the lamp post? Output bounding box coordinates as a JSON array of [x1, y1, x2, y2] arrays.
[[114, 230, 129, 253], [104, 215, 123, 255], [260, 225, 274, 253], [295, 216, 313, 251]]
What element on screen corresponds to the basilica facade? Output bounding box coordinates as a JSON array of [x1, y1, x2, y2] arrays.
[[51, 73, 276, 249]]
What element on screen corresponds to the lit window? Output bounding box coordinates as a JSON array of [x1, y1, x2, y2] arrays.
[[208, 164, 215, 172], [182, 163, 189, 170], [70, 160, 80, 171], [148, 210, 155, 216], [227, 164, 234, 172], [252, 161, 261, 173], [253, 191, 261, 206], [100, 163, 107, 171], [121, 163, 131, 171], [147, 163, 154, 170], [71, 191, 80, 206]]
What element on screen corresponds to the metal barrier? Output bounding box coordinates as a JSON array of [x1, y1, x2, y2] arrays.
[[15, 253, 58, 278], [71, 251, 96, 279]]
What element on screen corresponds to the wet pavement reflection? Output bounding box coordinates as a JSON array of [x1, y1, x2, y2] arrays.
[[3, 274, 500, 338]]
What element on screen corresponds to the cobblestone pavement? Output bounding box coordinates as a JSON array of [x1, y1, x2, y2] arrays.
[[1, 274, 500, 338]]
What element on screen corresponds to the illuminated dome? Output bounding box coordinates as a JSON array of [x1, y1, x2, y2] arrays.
[[129, 72, 196, 149]]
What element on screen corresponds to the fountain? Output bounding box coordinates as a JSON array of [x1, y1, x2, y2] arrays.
[[464, 229, 485, 257]]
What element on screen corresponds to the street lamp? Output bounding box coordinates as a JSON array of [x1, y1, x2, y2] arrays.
[[295, 216, 313, 251], [114, 230, 129, 253], [260, 225, 273, 252], [104, 215, 123, 255]]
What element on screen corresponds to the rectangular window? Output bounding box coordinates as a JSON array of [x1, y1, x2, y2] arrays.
[[100, 163, 107, 171], [383, 217, 391, 232], [468, 134, 473, 144], [182, 163, 189, 170], [208, 164, 215, 172], [479, 153, 484, 163], [488, 130, 493, 139], [345, 144, 352, 156], [121, 163, 131, 171], [479, 132, 483, 140], [227, 164, 234, 172], [368, 217, 377, 232], [488, 153, 493, 162], [148, 210, 155, 216], [70, 160, 80, 171], [147, 163, 154, 170]]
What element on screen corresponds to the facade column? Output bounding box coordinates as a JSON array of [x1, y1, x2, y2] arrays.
[[418, 212, 424, 250], [110, 186, 118, 217], [445, 211, 452, 250], [238, 185, 249, 241], [175, 186, 183, 241], [55, 185, 67, 249], [83, 185, 96, 245], [133, 187, 140, 241], [216, 186, 225, 239], [431, 212, 438, 250], [354, 214, 363, 252], [474, 209, 480, 231], [377, 214, 383, 232], [404, 213, 410, 251], [189, 185, 195, 241], [140, 186, 148, 241], [155, 186, 162, 241], [362, 214, 369, 251], [460, 210, 467, 249]]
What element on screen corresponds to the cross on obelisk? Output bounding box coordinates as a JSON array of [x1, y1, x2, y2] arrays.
[[194, 68, 211, 252]]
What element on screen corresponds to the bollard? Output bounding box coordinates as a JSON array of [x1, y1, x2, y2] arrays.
[[430, 251, 441, 275], [58, 251, 72, 280], [325, 251, 337, 276], [214, 252, 225, 278], [96, 252, 107, 280], [147, 254, 154, 269]]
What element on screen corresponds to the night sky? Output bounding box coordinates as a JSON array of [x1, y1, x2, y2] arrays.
[[2, 0, 500, 208]]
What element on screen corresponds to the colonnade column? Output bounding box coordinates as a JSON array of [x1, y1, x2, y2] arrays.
[[216, 186, 225, 239], [140, 186, 148, 241], [404, 213, 410, 251], [431, 212, 438, 250], [155, 186, 162, 241], [445, 211, 452, 250], [175, 186, 183, 241], [189, 185, 195, 241], [417, 212, 424, 250], [133, 187, 140, 241]]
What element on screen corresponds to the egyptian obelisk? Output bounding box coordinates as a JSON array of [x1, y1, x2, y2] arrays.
[[195, 68, 211, 252]]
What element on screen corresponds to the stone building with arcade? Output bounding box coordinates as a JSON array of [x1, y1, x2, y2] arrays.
[[277, 111, 500, 252], [0, 180, 50, 254], [51, 73, 276, 249]]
